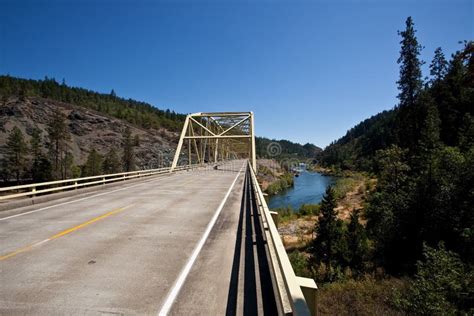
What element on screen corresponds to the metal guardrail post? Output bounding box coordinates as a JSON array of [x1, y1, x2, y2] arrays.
[[297, 277, 318, 316], [270, 210, 279, 228]]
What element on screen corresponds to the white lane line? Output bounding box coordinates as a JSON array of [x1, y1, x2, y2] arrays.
[[157, 162, 246, 316], [0, 172, 187, 222]]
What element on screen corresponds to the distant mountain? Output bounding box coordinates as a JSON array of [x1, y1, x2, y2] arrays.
[[256, 136, 322, 160], [318, 110, 397, 170]]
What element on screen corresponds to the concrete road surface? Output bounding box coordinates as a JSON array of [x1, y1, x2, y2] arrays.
[[0, 160, 252, 315]]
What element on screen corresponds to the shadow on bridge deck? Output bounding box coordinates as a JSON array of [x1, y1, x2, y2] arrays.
[[226, 168, 281, 315]]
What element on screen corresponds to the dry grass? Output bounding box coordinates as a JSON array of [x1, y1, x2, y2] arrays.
[[317, 277, 408, 316]]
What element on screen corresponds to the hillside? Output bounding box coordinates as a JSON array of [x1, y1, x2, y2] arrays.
[[0, 75, 185, 132], [319, 44, 473, 171], [0, 96, 179, 174]]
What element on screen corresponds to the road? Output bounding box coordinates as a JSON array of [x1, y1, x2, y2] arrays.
[[0, 160, 274, 315]]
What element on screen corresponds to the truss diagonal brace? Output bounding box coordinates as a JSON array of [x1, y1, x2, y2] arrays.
[[170, 112, 256, 172]]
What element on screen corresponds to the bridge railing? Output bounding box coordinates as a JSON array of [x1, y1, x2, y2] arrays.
[[248, 161, 317, 316], [0, 163, 206, 201]]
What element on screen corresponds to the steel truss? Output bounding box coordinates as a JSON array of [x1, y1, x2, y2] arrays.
[[170, 112, 256, 172]]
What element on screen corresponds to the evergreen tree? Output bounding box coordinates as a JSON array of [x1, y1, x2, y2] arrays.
[[366, 145, 412, 271], [103, 148, 121, 174], [346, 209, 369, 275], [311, 186, 345, 281], [31, 157, 52, 183], [30, 128, 42, 158], [83, 149, 103, 176], [429, 47, 448, 83], [46, 108, 71, 179], [458, 113, 474, 151], [62, 151, 75, 179], [418, 92, 441, 162], [396, 17, 424, 149], [397, 16, 423, 108], [4, 127, 28, 184], [122, 127, 135, 172], [29, 128, 46, 181]]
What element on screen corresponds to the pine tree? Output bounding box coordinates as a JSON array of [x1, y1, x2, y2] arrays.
[[346, 209, 369, 275], [311, 186, 345, 281], [29, 128, 45, 181], [5, 127, 28, 184], [62, 151, 75, 179], [122, 127, 135, 172], [83, 149, 103, 176], [419, 97, 441, 158], [430, 47, 448, 84], [397, 16, 423, 108], [31, 157, 52, 183], [103, 148, 121, 174], [47, 108, 71, 179], [396, 17, 424, 150], [30, 128, 42, 158]]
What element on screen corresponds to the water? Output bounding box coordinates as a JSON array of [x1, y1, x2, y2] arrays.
[[268, 171, 334, 210]]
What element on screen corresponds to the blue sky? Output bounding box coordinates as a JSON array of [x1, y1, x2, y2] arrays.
[[1, 0, 472, 147]]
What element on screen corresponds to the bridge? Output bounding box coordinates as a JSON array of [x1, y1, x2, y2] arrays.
[[0, 113, 317, 315]]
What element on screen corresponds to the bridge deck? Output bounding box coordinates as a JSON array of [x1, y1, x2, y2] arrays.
[[0, 160, 278, 315]]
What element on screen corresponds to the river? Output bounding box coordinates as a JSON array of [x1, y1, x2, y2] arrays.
[[268, 171, 334, 210]]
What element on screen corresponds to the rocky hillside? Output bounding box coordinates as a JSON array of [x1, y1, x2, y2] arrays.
[[0, 96, 179, 169]]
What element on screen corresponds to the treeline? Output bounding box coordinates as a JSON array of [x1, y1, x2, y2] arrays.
[[1, 109, 140, 185], [308, 18, 473, 314], [0, 75, 185, 131], [256, 136, 321, 159]]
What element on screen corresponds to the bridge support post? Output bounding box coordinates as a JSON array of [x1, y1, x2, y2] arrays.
[[297, 277, 318, 316]]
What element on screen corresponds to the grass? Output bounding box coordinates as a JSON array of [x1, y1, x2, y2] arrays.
[[273, 203, 320, 224], [331, 171, 369, 200]]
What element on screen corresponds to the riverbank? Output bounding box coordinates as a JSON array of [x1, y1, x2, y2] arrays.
[[276, 170, 374, 250], [256, 159, 294, 195]]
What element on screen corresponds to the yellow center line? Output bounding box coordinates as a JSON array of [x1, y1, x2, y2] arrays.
[[0, 205, 131, 261]]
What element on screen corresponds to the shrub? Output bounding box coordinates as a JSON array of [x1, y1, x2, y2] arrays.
[[395, 243, 471, 315]]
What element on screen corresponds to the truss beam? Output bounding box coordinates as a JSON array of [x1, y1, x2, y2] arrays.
[[170, 112, 256, 172]]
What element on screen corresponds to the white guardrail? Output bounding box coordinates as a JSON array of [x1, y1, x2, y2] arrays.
[[248, 161, 317, 316], [0, 163, 206, 201]]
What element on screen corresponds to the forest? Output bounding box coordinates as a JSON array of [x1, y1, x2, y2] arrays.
[[2, 111, 139, 184], [309, 17, 473, 314], [0, 75, 186, 131]]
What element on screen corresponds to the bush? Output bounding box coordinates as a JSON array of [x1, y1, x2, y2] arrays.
[[395, 243, 472, 315], [265, 173, 294, 195], [299, 203, 320, 216], [317, 276, 408, 316], [289, 250, 311, 278]]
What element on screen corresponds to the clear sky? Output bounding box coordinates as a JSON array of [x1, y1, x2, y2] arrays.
[[1, 0, 472, 147]]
